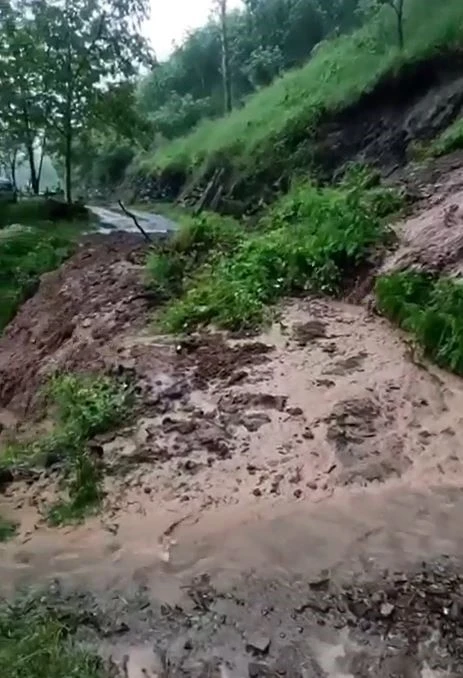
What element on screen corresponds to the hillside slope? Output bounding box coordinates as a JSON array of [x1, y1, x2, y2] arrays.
[[134, 0, 463, 213]]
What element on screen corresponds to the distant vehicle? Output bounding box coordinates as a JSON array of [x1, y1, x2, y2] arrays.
[[0, 179, 17, 204]]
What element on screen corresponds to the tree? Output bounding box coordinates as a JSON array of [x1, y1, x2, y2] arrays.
[[21, 0, 153, 202], [0, 2, 50, 193], [215, 0, 233, 113], [381, 0, 405, 49]]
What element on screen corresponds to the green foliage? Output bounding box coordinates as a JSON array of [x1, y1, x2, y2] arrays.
[[0, 515, 17, 542], [0, 595, 106, 678], [150, 183, 386, 332], [139, 0, 463, 181], [0, 223, 79, 332], [146, 212, 244, 300], [0, 373, 132, 524], [376, 271, 463, 374], [430, 117, 463, 157]]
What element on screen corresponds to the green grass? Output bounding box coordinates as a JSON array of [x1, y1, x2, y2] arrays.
[[430, 116, 463, 156], [0, 515, 17, 542], [1, 374, 133, 525], [0, 224, 83, 332], [146, 211, 245, 300], [0, 595, 107, 678], [149, 180, 397, 332], [376, 271, 463, 374], [138, 0, 463, 181]]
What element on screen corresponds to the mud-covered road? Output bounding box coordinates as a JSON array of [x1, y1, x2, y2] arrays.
[[3, 161, 463, 676]]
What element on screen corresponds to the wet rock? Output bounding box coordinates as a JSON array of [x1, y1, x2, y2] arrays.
[[287, 407, 303, 417], [246, 633, 271, 655], [248, 662, 271, 678], [380, 602, 395, 618]]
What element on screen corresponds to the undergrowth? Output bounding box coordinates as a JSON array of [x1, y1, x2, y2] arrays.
[[0, 595, 107, 678], [0, 225, 80, 332], [146, 211, 244, 300], [1, 374, 133, 525], [430, 116, 463, 157], [149, 179, 398, 332], [0, 515, 17, 542], [376, 271, 463, 374], [138, 0, 463, 180]]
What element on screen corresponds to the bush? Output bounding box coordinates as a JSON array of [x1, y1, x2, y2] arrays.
[[0, 595, 106, 678], [1, 374, 133, 525], [0, 225, 79, 332], [431, 117, 463, 157], [146, 211, 244, 300], [376, 271, 463, 374], [154, 182, 387, 332]]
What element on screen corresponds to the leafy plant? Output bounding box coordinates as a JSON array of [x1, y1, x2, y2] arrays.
[[376, 270, 463, 374], [0, 515, 17, 542], [0, 595, 106, 678], [151, 182, 387, 332], [430, 117, 463, 157], [0, 373, 132, 525]]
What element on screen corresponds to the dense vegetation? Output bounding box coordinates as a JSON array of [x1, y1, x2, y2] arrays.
[[2, 373, 132, 524], [0, 224, 78, 332], [147, 175, 400, 331], [431, 116, 463, 157], [376, 271, 463, 375], [0, 595, 107, 678]]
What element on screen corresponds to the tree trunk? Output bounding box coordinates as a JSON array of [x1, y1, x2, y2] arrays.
[[397, 0, 404, 50], [37, 135, 46, 189], [25, 141, 39, 194], [218, 0, 232, 113], [65, 128, 72, 204], [10, 149, 17, 190]]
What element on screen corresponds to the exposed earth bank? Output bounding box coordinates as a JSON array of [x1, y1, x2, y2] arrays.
[[3, 163, 463, 676]]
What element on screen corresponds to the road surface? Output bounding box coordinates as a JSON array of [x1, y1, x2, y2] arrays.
[[88, 205, 177, 237]]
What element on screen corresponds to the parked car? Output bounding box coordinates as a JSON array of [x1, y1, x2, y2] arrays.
[[0, 178, 17, 203]]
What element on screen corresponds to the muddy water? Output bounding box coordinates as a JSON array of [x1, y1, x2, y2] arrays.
[[2, 298, 463, 676], [3, 299, 463, 589]]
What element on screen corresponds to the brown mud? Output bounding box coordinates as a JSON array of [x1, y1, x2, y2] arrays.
[[4, 163, 463, 676]]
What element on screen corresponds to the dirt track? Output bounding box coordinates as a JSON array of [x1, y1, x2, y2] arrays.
[[3, 164, 463, 676]]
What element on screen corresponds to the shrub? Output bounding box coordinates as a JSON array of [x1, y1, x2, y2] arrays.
[[0, 595, 106, 678], [376, 271, 463, 374], [156, 183, 386, 332]]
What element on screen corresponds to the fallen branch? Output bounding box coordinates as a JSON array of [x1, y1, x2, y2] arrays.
[[118, 200, 152, 242]]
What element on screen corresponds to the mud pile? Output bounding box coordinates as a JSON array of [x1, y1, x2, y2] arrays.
[[0, 233, 150, 416]]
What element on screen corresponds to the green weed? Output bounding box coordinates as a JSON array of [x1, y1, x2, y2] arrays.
[[430, 116, 463, 157], [0, 374, 132, 525], [0, 595, 107, 678], [0, 225, 81, 332], [376, 271, 463, 374], [153, 182, 387, 332], [0, 515, 17, 542], [146, 211, 244, 300]]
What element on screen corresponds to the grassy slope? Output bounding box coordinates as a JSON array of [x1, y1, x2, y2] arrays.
[[139, 0, 463, 178]]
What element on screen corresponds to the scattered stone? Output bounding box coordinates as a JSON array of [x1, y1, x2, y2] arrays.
[[246, 634, 271, 655], [380, 602, 395, 618]]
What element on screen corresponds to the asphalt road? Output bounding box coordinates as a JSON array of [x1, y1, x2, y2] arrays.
[[88, 205, 177, 237]]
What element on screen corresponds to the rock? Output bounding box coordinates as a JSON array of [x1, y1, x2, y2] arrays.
[[380, 602, 395, 618], [287, 407, 303, 417], [0, 467, 14, 490], [253, 488, 262, 497], [293, 489, 303, 499], [246, 633, 271, 655], [248, 662, 271, 678], [302, 429, 314, 440]]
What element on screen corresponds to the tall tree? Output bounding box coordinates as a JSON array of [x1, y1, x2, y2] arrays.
[[23, 0, 153, 202], [216, 0, 233, 113]]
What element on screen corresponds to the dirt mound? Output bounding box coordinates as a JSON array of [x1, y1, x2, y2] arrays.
[[382, 162, 463, 276], [0, 233, 150, 415]]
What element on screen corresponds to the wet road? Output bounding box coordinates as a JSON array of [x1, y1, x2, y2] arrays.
[[88, 205, 177, 237]]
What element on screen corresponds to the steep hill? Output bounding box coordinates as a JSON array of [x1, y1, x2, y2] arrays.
[[134, 0, 463, 213]]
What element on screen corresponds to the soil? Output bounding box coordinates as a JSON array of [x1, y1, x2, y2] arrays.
[[4, 155, 463, 676]]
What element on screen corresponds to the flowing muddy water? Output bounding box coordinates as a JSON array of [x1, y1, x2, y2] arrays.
[[2, 297, 463, 676]]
